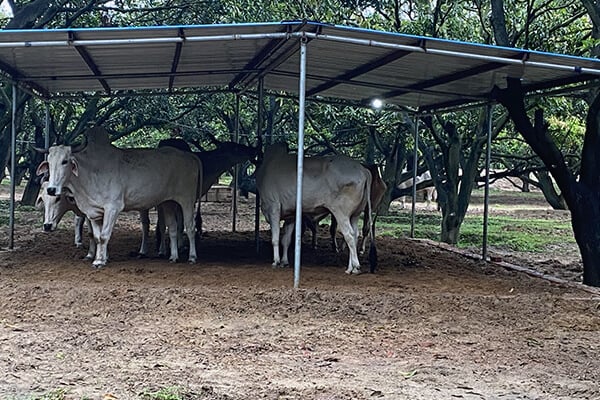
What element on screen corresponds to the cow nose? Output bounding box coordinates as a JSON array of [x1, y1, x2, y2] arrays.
[[43, 223, 53, 232], [47, 187, 56, 196]]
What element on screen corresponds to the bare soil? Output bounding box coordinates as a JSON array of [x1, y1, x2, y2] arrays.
[[1, 190, 599, 400]]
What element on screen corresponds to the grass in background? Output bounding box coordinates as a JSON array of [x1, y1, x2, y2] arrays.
[[378, 189, 576, 254], [17, 386, 198, 400], [0, 199, 37, 226]]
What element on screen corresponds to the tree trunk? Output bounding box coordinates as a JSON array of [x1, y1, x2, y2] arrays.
[[520, 174, 530, 192], [440, 210, 462, 244], [534, 170, 566, 210], [378, 138, 404, 216], [493, 78, 600, 286], [570, 194, 600, 285]]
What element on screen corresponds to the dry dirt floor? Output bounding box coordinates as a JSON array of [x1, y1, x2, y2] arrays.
[[0, 192, 599, 400]]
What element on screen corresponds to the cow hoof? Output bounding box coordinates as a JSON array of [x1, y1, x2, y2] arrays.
[[169, 257, 178, 263], [92, 261, 106, 269], [345, 267, 362, 275]]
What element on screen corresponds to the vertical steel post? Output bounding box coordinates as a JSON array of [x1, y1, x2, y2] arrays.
[[255, 79, 264, 254], [482, 104, 493, 261], [44, 103, 50, 152], [232, 94, 240, 233], [294, 38, 308, 289], [410, 114, 419, 238], [8, 85, 17, 249]]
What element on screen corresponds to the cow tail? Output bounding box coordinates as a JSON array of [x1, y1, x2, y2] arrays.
[[366, 174, 378, 273]]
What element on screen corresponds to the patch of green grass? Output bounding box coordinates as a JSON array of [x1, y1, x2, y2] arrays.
[[0, 199, 39, 226], [29, 389, 69, 400], [140, 387, 187, 400], [377, 210, 575, 253]]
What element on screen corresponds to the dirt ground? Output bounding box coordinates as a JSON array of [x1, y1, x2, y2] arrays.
[[1, 191, 599, 400]]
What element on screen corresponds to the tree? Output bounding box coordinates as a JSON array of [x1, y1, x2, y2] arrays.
[[493, 79, 600, 286], [488, 0, 600, 286]]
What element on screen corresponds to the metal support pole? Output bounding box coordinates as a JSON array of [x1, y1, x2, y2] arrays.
[[410, 115, 419, 238], [482, 104, 493, 261], [44, 103, 50, 151], [294, 38, 308, 289], [8, 84, 17, 249], [254, 78, 264, 254], [232, 94, 240, 233]]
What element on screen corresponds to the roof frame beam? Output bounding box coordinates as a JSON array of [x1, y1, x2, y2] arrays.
[[228, 26, 295, 90], [229, 22, 317, 92], [0, 59, 50, 98], [69, 31, 111, 95], [270, 69, 487, 103], [419, 73, 600, 112], [372, 53, 528, 103], [168, 28, 185, 92], [306, 47, 414, 97]]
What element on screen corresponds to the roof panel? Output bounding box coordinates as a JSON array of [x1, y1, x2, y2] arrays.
[[0, 21, 598, 111]]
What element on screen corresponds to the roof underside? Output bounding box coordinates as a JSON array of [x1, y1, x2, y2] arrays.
[[1, 20, 600, 112]]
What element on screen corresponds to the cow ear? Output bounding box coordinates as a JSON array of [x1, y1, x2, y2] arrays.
[[70, 158, 79, 177], [35, 196, 44, 210], [36, 161, 49, 176]]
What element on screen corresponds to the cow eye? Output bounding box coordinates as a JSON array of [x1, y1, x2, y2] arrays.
[[61, 160, 68, 165]]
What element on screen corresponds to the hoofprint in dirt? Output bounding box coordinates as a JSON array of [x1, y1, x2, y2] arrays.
[[1, 196, 599, 400]]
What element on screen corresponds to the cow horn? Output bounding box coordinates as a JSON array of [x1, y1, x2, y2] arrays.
[[70, 137, 87, 154], [31, 145, 49, 154]]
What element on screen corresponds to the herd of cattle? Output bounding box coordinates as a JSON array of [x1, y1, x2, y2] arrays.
[[33, 126, 396, 274]]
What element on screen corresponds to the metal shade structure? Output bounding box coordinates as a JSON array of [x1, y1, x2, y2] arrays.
[[1, 20, 600, 111], [2, 20, 600, 287]]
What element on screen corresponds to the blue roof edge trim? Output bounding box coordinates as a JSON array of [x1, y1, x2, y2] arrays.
[[1, 19, 598, 64]]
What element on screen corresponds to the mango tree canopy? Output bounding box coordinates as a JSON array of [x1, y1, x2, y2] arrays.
[[0, 20, 599, 112]]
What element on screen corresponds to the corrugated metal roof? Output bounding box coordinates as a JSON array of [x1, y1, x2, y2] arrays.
[[0, 20, 599, 112]]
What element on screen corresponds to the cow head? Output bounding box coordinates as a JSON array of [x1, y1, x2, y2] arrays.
[[36, 180, 73, 232], [45, 145, 80, 197]]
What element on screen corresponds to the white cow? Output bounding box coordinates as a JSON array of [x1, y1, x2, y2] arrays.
[[398, 170, 437, 210], [153, 139, 258, 256], [256, 143, 373, 275], [301, 163, 386, 261], [35, 178, 153, 260], [35, 180, 90, 253], [36, 126, 202, 268]]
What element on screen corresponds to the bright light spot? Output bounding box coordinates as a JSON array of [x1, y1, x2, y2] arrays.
[[361, 6, 375, 18], [0, 0, 13, 17], [371, 98, 383, 109]]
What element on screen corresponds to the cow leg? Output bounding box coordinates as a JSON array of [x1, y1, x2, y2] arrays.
[[74, 215, 84, 248], [161, 203, 180, 262], [329, 216, 339, 252], [360, 212, 376, 254], [85, 217, 95, 260], [156, 205, 167, 258], [93, 208, 120, 268], [137, 209, 150, 257], [359, 209, 374, 255], [177, 204, 185, 250], [179, 201, 197, 264], [280, 220, 295, 267], [332, 213, 361, 275], [87, 218, 103, 263], [270, 213, 283, 267]]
